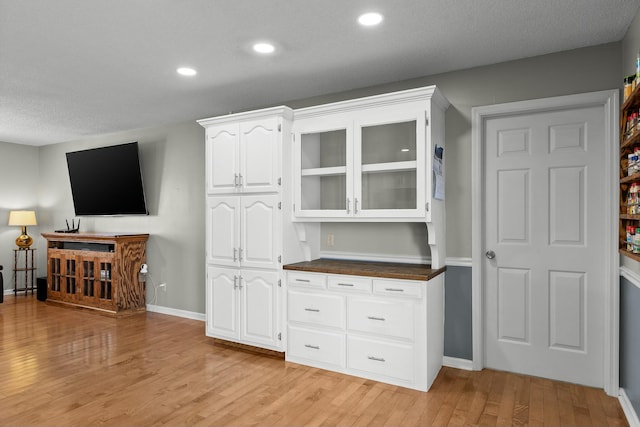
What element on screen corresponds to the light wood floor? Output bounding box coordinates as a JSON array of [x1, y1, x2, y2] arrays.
[[0, 295, 628, 427]]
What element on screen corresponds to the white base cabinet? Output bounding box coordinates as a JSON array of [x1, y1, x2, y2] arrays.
[[207, 266, 281, 350], [285, 270, 444, 392]]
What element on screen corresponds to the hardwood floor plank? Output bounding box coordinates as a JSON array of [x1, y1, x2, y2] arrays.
[[0, 296, 629, 427]]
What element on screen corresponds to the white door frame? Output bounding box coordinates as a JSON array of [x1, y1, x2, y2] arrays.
[[471, 90, 619, 396]]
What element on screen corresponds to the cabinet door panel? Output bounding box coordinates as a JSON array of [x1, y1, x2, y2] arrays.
[[240, 270, 279, 347], [294, 119, 353, 218], [354, 110, 426, 218], [241, 195, 280, 269], [206, 125, 239, 194], [206, 197, 240, 266], [240, 119, 279, 193], [207, 266, 239, 339]]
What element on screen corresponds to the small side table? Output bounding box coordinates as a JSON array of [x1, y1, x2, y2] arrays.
[[14, 248, 36, 296]]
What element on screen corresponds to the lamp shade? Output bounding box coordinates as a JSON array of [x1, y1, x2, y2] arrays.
[[8, 210, 37, 226]]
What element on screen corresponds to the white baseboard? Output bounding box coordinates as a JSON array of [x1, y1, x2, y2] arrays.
[[620, 388, 640, 427], [146, 304, 205, 322], [620, 266, 640, 290], [443, 356, 474, 371]]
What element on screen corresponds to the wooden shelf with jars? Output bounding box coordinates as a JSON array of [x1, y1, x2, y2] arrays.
[[620, 81, 640, 260]]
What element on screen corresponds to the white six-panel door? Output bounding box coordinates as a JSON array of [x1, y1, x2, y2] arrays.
[[483, 105, 606, 387]]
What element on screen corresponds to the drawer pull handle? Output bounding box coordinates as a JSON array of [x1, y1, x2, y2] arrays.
[[367, 316, 385, 321], [295, 279, 311, 283], [305, 344, 320, 350], [337, 283, 354, 287], [385, 287, 404, 292], [304, 308, 320, 312], [368, 356, 386, 362]]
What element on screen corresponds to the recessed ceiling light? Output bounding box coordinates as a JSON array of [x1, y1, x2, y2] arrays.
[[177, 67, 197, 76], [358, 12, 383, 26], [253, 42, 275, 54], [401, 148, 410, 152]]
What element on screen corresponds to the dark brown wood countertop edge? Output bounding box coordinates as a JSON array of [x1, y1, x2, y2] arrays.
[[283, 259, 447, 282]]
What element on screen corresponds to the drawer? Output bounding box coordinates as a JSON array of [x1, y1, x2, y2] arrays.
[[288, 272, 326, 289], [347, 298, 414, 340], [327, 275, 371, 293], [373, 279, 422, 298], [288, 290, 345, 329], [347, 335, 414, 383], [288, 326, 345, 368]]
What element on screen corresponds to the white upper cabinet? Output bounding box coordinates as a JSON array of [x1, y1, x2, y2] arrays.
[[206, 195, 280, 270], [293, 86, 449, 222], [204, 115, 281, 194]]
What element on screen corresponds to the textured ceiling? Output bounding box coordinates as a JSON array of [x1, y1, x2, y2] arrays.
[[1, 0, 638, 146]]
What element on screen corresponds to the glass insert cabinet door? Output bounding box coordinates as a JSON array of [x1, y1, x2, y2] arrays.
[[297, 123, 354, 217], [295, 110, 426, 218], [356, 118, 422, 216]]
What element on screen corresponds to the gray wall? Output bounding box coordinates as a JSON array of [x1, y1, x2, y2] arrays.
[[291, 42, 621, 259], [36, 122, 205, 312], [621, 277, 640, 416], [621, 8, 640, 417], [3, 42, 622, 365], [444, 266, 472, 360], [303, 43, 620, 361], [0, 141, 40, 289]]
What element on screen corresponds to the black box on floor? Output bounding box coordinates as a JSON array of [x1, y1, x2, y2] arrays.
[[36, 276, 47, 301]]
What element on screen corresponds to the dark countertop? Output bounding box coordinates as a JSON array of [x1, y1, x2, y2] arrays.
[[283, 258, 446, 282]]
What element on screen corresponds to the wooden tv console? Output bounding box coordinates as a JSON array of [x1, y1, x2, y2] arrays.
[[42, 232, 149, 316]]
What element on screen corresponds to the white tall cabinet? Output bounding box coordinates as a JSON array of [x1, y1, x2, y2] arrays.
[[199, 107, 294, 352]]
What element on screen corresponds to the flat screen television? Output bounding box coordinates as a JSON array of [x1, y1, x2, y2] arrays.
[[66, 142, 149, 216]]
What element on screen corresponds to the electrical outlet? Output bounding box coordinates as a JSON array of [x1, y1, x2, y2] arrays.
[[159, 283, 167, 291], [327, 234, 334, 247]]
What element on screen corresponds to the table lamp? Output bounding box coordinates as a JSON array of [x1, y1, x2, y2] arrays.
[[8, 210, 37, 249]]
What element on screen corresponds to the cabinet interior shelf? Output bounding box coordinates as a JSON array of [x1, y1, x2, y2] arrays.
[[621, 133, 640, 151], [361, 160, 417, 173], [301, 161, 418, 178], [621, 172, 640, 184], [620, 214, 640, 220], [301, 166, 346, 177], [620, 249, 640, 262]]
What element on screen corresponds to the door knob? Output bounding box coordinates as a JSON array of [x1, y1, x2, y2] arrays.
[[485, 250, 496, 260]]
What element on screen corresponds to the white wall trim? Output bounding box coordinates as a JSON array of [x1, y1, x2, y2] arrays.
[[620, 388, 640, 427], [146, 304, 206, 322], [445, 257, 472, 267], [320, 250, 430, 264], [471, 89, 620, 395], [620, 266, 640, 289], [320, 250, 472, 267], [443, 356, 474, 371]]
